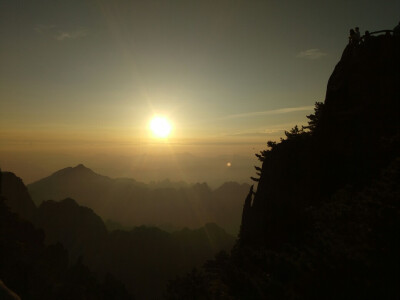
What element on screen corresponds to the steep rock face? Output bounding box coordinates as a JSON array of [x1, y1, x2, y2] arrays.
[[0, 172, 36, 221], [240, 35, 400, 248]]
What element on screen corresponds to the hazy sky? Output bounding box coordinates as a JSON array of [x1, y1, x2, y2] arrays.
[[1, 0, 399, 184]]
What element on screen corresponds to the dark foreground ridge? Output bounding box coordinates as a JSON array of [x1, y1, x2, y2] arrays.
[[0, 172, 133, 299], [167, 32, 400, 299], [240, 32, 400, 247]]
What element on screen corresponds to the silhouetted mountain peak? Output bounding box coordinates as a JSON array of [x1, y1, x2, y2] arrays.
[[55, 197, 79, 207], [28, 165, 251, 234], [38, 197, 102, 222], [36, 197, 108, 260], [51, 164, 98, 177], [0, 171, 36, 220], [28, 164, 112, 206]]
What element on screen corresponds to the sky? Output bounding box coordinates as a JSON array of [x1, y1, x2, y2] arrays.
[[1, 0, 399, 185]]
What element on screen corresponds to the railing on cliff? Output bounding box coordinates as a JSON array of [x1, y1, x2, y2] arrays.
[[341, 29, 398, 61], [369, 30, 393, 35], [361, 30, 394, 41]]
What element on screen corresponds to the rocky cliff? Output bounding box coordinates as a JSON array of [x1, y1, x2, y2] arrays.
[[166, 33, 400, 300], [240, 34, 400, 248]]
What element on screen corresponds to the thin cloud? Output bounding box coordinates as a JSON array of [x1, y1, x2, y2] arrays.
[[220, 105, 314, 120], [297, 48, 327, 60], [34, 25, 89, 41], [55, 29, 89, 41]]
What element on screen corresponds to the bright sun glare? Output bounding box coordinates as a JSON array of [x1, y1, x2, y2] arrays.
[[149, 116, 172, 138]]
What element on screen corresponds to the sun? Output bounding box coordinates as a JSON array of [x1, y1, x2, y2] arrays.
[[149, 116, 172, 138]]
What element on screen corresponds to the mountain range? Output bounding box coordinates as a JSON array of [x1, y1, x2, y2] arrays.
[[1, 171, 235, 298], [27, 165, 250, 235], [0, 172, 132, 299]]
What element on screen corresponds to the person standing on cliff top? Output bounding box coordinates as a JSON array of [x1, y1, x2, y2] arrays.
[[349, 29, 356, 44], [355, 27, 361, 42]]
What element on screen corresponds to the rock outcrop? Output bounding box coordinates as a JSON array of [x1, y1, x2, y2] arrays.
[[240, 34, 400, 248], [166, 33, 400, 300]]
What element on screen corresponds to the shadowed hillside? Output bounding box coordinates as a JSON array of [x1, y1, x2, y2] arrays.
[[27, 167, 249, 235], [35, 198, 108, 262], [0, 173, 133, 299], [2, 172, 36, 221], [35, 197, 235, 299], [166, 33, 400, 299], [2, 172, 235, 299]]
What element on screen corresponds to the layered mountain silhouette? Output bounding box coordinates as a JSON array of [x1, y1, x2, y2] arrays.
[[0, 173, 133, 299], [1, 172, 235, 299], [167, 34, 400, 299], [3, 29, 398, 300], [28, 166, 249, 235], [35, 198, 108, 262], [2, 172, 36, 221]]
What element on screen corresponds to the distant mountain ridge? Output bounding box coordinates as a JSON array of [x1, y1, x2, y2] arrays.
[[28, 165, 250, 235], [2, 171, 235, 299]]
